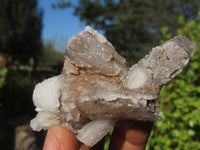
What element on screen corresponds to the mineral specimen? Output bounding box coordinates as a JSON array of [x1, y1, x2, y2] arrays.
[[30, 26, 196, 147]]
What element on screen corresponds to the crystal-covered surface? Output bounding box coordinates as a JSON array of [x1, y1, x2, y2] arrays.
[[30, 26, 196, 147]]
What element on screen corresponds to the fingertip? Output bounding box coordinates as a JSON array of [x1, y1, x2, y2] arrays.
[[43, 125, 78, 150]]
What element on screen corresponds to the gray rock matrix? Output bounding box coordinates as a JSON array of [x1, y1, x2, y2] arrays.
[[30, 26, 196, 146]]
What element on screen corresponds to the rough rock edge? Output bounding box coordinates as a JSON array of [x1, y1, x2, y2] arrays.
[[30, 27, 196, 147]]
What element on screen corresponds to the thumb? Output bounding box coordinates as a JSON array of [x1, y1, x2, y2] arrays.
[[43, 125, 78, 150]]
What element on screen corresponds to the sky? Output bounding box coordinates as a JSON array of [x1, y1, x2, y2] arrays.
[[38, 0, 85, 52]]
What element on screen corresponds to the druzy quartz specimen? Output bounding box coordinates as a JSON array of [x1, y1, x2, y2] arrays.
[[30, 26, 196, 147]]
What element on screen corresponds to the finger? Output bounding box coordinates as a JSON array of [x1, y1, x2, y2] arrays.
[[109, 121, 153, 150], [43, 124, 78, 150]]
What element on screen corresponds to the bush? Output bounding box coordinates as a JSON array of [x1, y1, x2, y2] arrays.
[[147, 10, 200, 150]]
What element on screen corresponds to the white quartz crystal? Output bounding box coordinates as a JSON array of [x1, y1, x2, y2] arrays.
[[30, 26, 196, 147], [32, 75, 61, 112]]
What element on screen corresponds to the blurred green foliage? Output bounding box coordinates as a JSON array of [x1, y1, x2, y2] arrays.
[[0, 0, 43, 117], [0, 56, 7, 88], [55, 0, 200, 63], [0, 1, 64, 149], [42, 40, 64, 63], [0, 69, 7, 88], [147, 9, 200, 150], [0, 0, 43, 64]]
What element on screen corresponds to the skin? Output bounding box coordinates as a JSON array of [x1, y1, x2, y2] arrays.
[[43, 121, 153, 150]]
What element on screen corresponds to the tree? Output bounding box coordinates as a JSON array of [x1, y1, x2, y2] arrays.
[[53, 0, 199, 63], [42, 40, 64, 63], [38, 40, 64, 77], [0, 0, 43, 64], [0, 1, 43, 149], [147, 10, 200, 150]]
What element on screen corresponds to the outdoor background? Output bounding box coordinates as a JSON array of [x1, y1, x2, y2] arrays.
[[0, 0, 200, 149]]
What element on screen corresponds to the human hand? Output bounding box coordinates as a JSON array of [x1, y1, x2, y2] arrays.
[[43, 121, 153, 150]]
